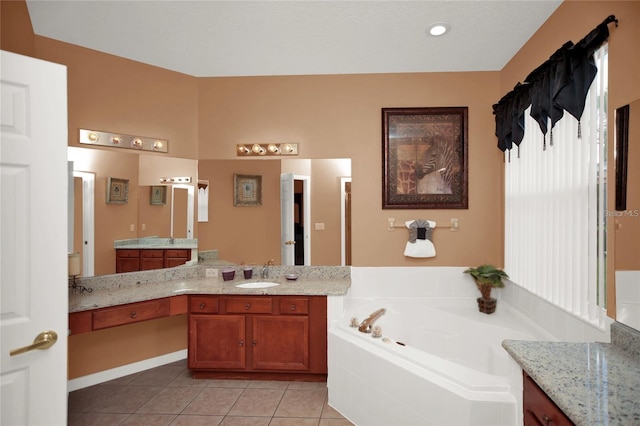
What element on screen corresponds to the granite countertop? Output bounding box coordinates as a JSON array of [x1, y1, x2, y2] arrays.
[[114, 237, 198, 249], [69, 266, 351, 313], [503, 328, 640, 425]]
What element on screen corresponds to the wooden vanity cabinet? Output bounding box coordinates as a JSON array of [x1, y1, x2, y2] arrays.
[[523, 372, 574, 425], [68, 295, 187, 335], [116, 248, 191, 272], [188, 295, 326, 380]]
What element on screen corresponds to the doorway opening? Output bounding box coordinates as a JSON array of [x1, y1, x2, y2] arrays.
[[341, 178, 352, 266]]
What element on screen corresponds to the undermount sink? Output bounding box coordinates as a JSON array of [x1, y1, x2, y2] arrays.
[[235, 281, 280, 289]]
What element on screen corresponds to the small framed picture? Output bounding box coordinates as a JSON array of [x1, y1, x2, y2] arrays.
[[234, 174, 262, 206], [106, 177, 129, 204], [150, 186, 167, 205]]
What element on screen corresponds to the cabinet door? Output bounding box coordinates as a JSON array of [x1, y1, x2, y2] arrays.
[[523, 372, 573, 426], [252, 315, 309, 371], [164, 249, 191, 268], [141, 249, 164, 271], [116, 249, 140, 273], [189, 315, 245, 370]]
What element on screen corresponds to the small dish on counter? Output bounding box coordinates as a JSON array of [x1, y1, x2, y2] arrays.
[[285, 274, 298, 281]]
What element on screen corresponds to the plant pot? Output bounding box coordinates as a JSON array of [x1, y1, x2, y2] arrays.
[[477, 297, 497, 314]]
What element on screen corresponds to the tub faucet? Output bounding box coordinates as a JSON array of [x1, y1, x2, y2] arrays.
[[358, 308, 386, 333], [261, 259, 275, 279]]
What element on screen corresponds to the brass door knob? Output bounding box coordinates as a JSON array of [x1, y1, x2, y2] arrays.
[[10, 330, 58, 357]]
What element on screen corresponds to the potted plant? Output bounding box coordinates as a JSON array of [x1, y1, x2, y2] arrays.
[[463, 264, 509, 314]]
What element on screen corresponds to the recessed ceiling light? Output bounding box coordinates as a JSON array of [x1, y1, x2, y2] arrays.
[[427, 23, 450, 37]]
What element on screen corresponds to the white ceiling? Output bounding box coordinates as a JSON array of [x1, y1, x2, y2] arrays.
[[25, 0, 562, 78]]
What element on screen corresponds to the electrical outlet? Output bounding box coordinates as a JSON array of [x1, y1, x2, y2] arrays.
[[205, 268, 218, 278]]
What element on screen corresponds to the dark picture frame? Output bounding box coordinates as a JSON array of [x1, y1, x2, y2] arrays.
[[382, 107, 468, 209], [615, 104, 629, 211], [106, 177, 129, 204], [234, 174, 262, 206], [150, 185, 167, 205]]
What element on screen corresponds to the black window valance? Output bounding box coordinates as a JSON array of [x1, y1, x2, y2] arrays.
[[493, 15, 618, 154]]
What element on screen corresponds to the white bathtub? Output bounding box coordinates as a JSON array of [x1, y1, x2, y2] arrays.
[[327, 268, 556, 426]]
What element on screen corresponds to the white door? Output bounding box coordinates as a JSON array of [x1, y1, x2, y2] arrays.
[[280, 173, 295, 265], [1, 50, 68, 425]]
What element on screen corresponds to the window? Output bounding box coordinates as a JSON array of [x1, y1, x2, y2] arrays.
[[504, 45, 608, 328]]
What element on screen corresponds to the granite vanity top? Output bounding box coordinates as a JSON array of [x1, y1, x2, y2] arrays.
[[69, 265, 351, 313], [114, 237, 198, 249], [503, 323, 640, 425]]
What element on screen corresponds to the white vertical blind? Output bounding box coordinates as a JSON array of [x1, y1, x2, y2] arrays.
[[505, 45, 608, 327]]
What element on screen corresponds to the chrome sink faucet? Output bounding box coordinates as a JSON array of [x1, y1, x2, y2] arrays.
[[358, 308, 386, 333], [261, 259, 275, 279]]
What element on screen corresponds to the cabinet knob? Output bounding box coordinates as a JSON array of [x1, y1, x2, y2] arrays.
[[239, 340, 244, 347], [542, 414, 552, 426], [252, 340, 257, 346], [130, 311, 137, 319], [290, 304, 296, 311], [245, 303, 251, 310], [199, 303, 206, 309]]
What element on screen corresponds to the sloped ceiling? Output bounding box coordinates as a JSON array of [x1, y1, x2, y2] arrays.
[[26, 0, 562, 77]]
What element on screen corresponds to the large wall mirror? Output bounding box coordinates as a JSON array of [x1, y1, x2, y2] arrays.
[[614, 99, 640, 332], [68, 147, 197, 277], [197, 159, 351, 268], [68, 146, 351, 278]]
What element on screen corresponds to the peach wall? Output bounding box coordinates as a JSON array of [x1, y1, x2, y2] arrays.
[[198, 160, 282, 265], [198, 72, 504, 267], [32, 37, 199, 160], [68, 316, 187, 379], [310, 160, 349, 266], [0, 0, 34, 56]]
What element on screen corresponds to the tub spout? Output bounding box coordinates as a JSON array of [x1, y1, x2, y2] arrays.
[[358, 308, 386, 333]]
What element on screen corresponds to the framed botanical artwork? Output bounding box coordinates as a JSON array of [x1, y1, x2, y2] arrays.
[[382, 107, 468, 209], [106, 177, 129, 204], [150, 185, 167, 205], [234, 174, 262, 206]]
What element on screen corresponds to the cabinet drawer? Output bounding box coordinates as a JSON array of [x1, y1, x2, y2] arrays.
[[225, 297, 272, 314], [279, 298, 309, 315], [116, 249, 139, 258], [165, 249, 190, 259], [190, 296, 219, 314], [92, 299, 170, 330], [141, 249, 164, 258]]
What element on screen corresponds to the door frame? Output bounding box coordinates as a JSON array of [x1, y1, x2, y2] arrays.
[[340, 177, 352, 266], [73, 170, 95, 277], [295, 175, 311, 266]]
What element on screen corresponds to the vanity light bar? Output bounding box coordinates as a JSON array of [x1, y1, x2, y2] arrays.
[[160, 177, 192, 184], [79, 129, 169, 153], [236, 143, 298, 156]]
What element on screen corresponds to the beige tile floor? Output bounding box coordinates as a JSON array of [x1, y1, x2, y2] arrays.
[[68, 359, 353, 426]]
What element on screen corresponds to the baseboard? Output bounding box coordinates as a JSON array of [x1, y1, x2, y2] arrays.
[[67, 349, 187, 392]]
